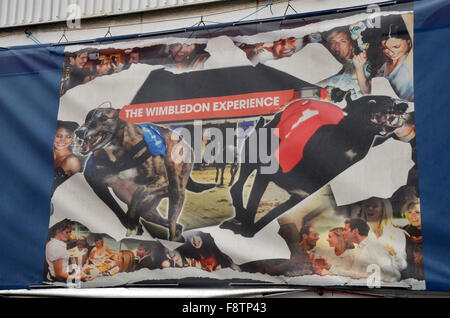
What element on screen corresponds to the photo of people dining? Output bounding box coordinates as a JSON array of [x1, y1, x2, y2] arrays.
[[43, 220, 242, 284], [44, 222, 122, 282], [47, 6, 422, 289], [44, 187, 422, 285]]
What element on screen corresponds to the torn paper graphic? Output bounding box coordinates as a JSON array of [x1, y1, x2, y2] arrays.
[[51, 174, 154, 242], [183, 221, 291, 265], [203, 36, 253, 69], [265, 43, 343, 84], [371, 77, 400, 99], [58, 64, 161, 124], [330, 138, 415, 206], [371, 78, 414, 112]]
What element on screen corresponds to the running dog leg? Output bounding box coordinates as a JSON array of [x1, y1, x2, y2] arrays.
[[85, 173, 129, 229], [239, 173, 269, 237], [220, 163, 256, 233]]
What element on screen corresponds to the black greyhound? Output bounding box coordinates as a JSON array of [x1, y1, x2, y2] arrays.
[[220, 94, 409, 237]]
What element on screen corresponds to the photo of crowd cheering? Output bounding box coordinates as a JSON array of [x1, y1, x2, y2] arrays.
[[265, 195, 423, 283], [60, 14, 413, 106], [60, 42, 210, 95]]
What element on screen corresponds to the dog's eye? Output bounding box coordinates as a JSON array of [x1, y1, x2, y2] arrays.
[[99, 114, 109, 122]]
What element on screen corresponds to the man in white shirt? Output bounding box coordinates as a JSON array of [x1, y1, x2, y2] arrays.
[[45, 219, 85, 282], [341, 218, 401, 283]]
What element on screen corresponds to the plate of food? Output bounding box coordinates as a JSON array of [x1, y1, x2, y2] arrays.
[[93, 260, 103, 267], [83, 266, 99, 278], [97, 265, 112, 273], [104, 259, 113, 265]]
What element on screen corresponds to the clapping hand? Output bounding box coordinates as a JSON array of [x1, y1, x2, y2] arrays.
[[353, 50, 368, 70]]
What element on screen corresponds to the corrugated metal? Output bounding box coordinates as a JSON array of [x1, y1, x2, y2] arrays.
[[0, 0, 224, 28]]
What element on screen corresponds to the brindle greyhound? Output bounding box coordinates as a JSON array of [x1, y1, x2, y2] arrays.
[[75, 107, 214, 242]]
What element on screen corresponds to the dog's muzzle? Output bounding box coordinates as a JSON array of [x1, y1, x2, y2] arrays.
[[74, 125, 109, 154], [75, 126, 88, 140]]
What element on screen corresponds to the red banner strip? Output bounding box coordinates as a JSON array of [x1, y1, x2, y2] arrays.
[[120, 90, 295, 123]]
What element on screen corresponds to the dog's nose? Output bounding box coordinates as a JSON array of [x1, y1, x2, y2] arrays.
[[75, 126, 87, 139]]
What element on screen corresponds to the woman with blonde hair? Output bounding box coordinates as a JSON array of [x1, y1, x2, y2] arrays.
[[327, 227, 355, 256], [401, 198, 424, 280], [359, 197, 407, 273], [88, 235, 117, 265], [325, 227, 356, 277]]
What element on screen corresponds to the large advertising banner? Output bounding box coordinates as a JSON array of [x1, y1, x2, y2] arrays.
[[40, 3, 426, 289]]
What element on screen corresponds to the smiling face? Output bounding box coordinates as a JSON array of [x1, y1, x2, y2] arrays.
[[362, 198, 384, 223], [381, 37, 410, 62], [170, 44, 196, 63], [189, 234, 203, 249], [129, 52, 139, 64], [301, 226, 320, 250], [326, 232, 340, 248], [406, 203, 421, 228], [273, 38, 297, 59], [95, 238, 104, 248], [54, 127, 74, 151], [96, 62, 112, 75], [328, 32, 354, 60], [71, 52, 88, 69]]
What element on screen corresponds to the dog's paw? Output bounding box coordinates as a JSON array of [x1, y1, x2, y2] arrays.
[[239, 226, 257, 238], [136, 224, 144, 236], [219, 219, 244, 234], [125, 228, 133, 237], [126, 227, 139, 237]]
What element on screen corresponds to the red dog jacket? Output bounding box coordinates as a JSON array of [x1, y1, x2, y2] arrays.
[[274, 99, 345, 173]]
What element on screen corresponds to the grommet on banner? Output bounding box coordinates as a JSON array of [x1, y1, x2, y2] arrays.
[[58, 30, 69, 44]]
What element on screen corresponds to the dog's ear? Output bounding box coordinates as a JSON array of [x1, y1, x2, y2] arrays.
[[255, 116, 265, 128], [344, 91, 353, 106]]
